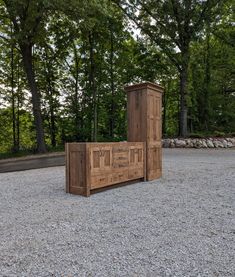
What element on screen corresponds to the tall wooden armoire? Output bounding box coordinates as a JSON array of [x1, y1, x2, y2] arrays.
[[125, 82, 163, 180]]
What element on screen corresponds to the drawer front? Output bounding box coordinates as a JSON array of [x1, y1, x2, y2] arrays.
[[89, 142, 145, 190], [111, 171, 129, 184], [90, 174, 113, 189], [128, 168, 144, 180]]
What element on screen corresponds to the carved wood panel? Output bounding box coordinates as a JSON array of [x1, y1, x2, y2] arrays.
[[89, 142, 145, 189]]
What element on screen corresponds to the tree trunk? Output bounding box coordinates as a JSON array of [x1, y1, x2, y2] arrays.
[[20, 43, 47, 153], [73, 42, 80, 140], [179, 71, 188, 137], [11, 41, 17, 152], [109, 24, 115, 139], [17, 92, 20, 150], [203, 28, 211, 131], [179, 51, 189, 137], [16, 59, 20, 151], [45, 78, 56, 148], [49, 95, 56, 147], [44, 50, 57, 147], [88, 32, 97, 142], [162, 79, 170, 136]]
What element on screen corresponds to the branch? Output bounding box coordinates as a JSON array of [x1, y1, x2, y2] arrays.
[[170, 0, 184, 44], [190, 0, 221, 34], [111, 0, 181, 71], [137, 0, 181, 49], [212, 30, 235, 47], [2, 0, 20, 33], [0, 34, 9, 42]]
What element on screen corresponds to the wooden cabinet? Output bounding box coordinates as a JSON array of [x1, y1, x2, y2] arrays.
[[66, 82, 163, 196], [125, 82, 163, 180], [66, 142, 145, 196]]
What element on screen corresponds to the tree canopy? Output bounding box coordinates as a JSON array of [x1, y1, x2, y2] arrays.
[[0, 0, 234, 154]]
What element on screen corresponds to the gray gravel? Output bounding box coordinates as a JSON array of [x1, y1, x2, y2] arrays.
[[0, 149, 234, 277]]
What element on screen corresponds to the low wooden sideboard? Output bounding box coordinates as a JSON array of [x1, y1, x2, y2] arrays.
[[66, 82, 163, 196], [66, 142, 145, 196]]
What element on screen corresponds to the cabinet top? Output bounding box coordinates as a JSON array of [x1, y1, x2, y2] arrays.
[[124, 82, 164, 92]]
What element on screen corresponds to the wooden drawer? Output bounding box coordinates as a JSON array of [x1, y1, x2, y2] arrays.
[[66, 141, 146, 196], [90, 174, 113, 189], [111, 171, 129, 184], [128, 168, 144, 180]]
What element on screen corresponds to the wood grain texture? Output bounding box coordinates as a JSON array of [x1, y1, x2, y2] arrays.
[[125, 82, 163, 181], [66, 82, 163, 196], [127, 88, 147, 142], [146, 89, 162, 180], [65, 143, 70, 193], [125, 82, 163, 93], [66, 142, 145, 196], [65, 143, 88, 196]]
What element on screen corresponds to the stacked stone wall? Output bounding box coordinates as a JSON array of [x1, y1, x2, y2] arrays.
[[162, 138, 235, 148]]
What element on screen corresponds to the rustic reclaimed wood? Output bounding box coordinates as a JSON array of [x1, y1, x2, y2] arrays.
[[66, 142, 145, 196], [66, 82, 163, 196], [125, 82, 163, 180], [65, 143, 70, 193], [66, 143, 90, 196]]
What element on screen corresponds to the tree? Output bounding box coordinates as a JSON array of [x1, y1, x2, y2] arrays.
[[112, 0, 225, 136], [1, 0, 50, 152]]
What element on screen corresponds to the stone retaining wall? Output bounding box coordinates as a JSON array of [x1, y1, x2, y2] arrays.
[[162, 138, 235, 148]]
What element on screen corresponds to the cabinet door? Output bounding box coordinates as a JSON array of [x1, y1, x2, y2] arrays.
[[66, 143, 89, 196], [147, 92, 161, 142], [90, 145, 112, 175], [128, 144, 145, 179], [147, 141, 162, 180]]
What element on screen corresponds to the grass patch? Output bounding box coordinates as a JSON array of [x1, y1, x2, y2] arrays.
[[0, 145, 65, 160]]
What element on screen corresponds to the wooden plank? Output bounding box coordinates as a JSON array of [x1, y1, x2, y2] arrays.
[[128, 168, 143, 179], [69, 187, 88, 196], [124, 82, 164, 93], [127, 89, 147, 142], [90, 174, 113, 189], [146, 141, 162, 180], [112, 171, 129, 184], [66, 143, 88, 196], [85, 144, 90, 197], [65, 143, 70, 193]]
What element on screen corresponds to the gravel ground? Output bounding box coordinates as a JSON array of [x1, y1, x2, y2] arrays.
[[0, 149, 234, 277]]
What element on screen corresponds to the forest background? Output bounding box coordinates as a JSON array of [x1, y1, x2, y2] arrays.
[[0, 0, 234, 156]]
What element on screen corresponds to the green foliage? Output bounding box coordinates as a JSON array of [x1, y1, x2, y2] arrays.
[[213, 131, 226, 137], [0, 0, 234, 157], [188, 10, 235, 134]]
